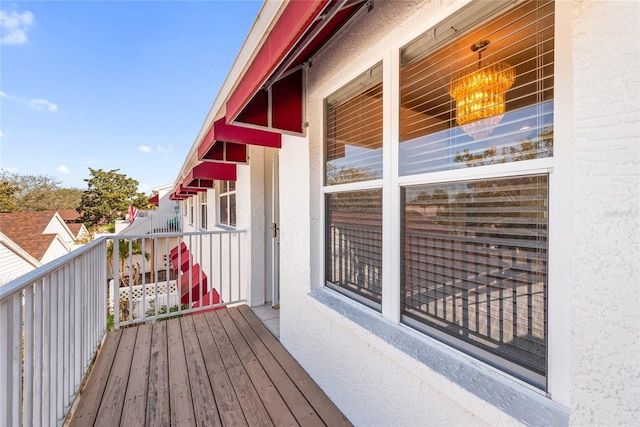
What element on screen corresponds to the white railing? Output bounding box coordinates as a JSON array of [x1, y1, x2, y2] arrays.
[[109, 229, 246, 329], [118, 213, 182, 235], [0, 238, 108, 427], [0, 229, 246, 425]]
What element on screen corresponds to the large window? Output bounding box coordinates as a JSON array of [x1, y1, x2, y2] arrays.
[[398, 0, 554, 388], [399, 1, 554, 175], [322, 0, 554, 388], [324, 64, 383, 310], [219, 181, 236, 227], [402, 175, 548, 386]]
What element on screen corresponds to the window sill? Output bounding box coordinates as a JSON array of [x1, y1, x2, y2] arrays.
[[309, 287, 569, 426]]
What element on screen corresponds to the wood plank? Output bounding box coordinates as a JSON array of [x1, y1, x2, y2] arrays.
[[146, 321, 169, 427], [238, 305, 351, 426], [166, 318, 196, 426], [121, 323, 152, 427], [204, 311, 274, 427], [228, 308, 323, 427], [69, 330, 122, 427], [94, 327, 138, 427], [192, 313, 248, 427], [217, 308, 298, 426], [180, 316, 222, 427]]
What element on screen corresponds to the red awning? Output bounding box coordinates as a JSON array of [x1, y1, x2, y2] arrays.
[[148, 194, 159, 205], [180, 183, 206, 193], [169, 193, 188, 201], [227, 0, 369, 133], [183, 162, 237, 191], [197, 117, 281, 163]]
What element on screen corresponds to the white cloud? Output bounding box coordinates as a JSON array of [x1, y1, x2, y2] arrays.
[[0, 130, 4, 138], [138, 145, 152, 153], [0, 90, 9, 99], [57, 165, 70, 174], [0, 10, 34, 45], [156, 144, 173, 153], [29, 98, 58, 112]]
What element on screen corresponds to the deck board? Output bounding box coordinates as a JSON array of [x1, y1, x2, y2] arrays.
[[167, 318, 196, 426], [67, 305, 351, 426], [121, 323, 151, 427], [94, 327, 137, 427], [146, 321, 169, 427]]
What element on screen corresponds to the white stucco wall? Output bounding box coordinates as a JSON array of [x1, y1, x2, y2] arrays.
[[276, 0, 639, 425], [570, 0, 640, 424]]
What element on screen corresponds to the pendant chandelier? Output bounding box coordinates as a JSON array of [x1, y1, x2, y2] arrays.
[[449, 40, 515, 139]]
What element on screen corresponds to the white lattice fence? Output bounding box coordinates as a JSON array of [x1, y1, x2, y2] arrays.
[[108, 280, 178, 314]]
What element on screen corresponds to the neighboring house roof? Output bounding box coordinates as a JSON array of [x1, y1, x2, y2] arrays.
[[66, 222, 85, 237], [57, 209, 82, 222], [0, 211, 74, 262]]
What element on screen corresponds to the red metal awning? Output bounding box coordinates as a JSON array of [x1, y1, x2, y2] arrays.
[[226, 0, 369, 134], [197, 117, 281, 163], [183, 162, 237, 191], [148, 194, 159, 205], [180, 183, 206, 193], [169, 193, 188, 201]]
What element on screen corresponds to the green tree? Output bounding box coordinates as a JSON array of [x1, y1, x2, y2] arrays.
[[0, 180, 19, 212], [0, 171, 82, 212], [78, 168, 152, 226]]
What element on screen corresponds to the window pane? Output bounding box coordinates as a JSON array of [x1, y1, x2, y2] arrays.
[[201, 204, 207, 230], [399, 0, 554, 176], [326, 63, 383, 185], [401, 174, 548, 384], [229, 194, 236, 227], [220, 196, 228, 225], [325, 189, 383, 307]]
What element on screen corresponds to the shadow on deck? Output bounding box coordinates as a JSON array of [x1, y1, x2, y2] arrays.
[[67, 305, 350, 427]]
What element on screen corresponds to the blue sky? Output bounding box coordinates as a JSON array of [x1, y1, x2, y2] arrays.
[[0, 0, 262, 193]]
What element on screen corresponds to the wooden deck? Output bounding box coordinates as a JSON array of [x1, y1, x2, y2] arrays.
[[67, 305, 350, 427]]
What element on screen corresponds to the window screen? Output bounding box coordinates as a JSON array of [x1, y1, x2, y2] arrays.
[[326, 63, 383, 185], [325, 189, 382, 308], [399, 0, 554, 176], [401, 174, 548, 386]]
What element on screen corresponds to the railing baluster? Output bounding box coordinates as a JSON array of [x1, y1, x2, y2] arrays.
[[56, 269, 65, 423], [24, 285, 34, 426], [34, 279, 43, 427]]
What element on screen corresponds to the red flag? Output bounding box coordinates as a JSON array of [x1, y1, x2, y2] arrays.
[[127, 205, 139, 224]]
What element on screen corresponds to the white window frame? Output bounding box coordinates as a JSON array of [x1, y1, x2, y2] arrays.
[[199, 191, 208, 230], [218, 180, 236, 228], [318, 0, 570, 405]]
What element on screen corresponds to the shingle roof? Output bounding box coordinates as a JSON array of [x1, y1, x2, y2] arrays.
[[57, 209, 82, 222], [0, 211, 59, 261], [66, 222, 85, 237]]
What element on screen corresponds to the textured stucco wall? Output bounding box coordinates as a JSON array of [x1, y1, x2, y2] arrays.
[[570, 0, 640, 424], [276, 0, 639, 425]]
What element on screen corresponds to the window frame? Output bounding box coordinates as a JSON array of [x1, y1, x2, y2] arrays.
[[318, 0, 567, 399], [218, 180, 236, 228], [199, 191, 208, 230]]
